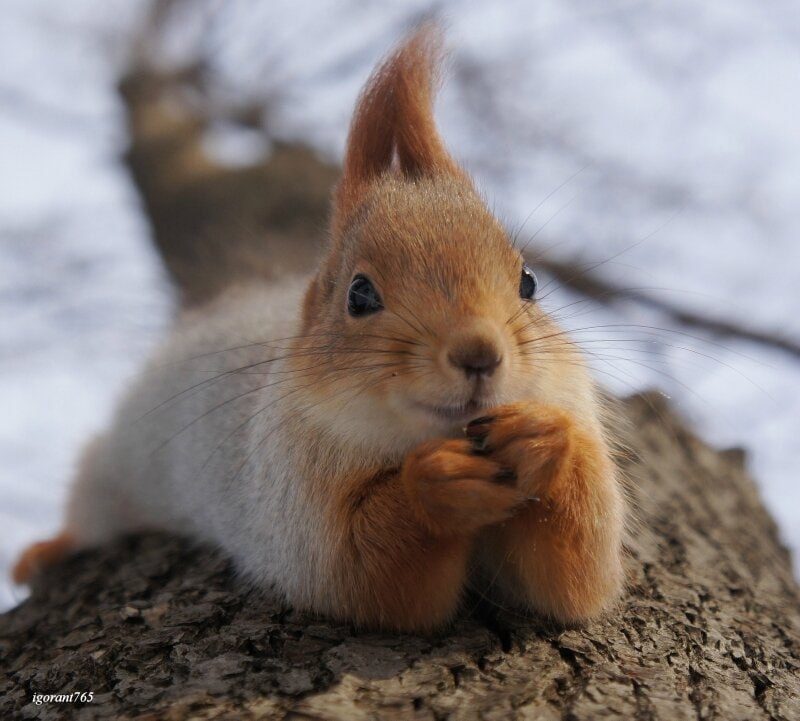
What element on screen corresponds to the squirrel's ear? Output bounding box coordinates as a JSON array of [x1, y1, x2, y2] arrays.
[[332, 24, 464, 234]]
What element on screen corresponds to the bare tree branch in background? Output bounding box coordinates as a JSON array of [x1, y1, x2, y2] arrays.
[[116, 0, 338, 307], [535, 256, 800, 360]]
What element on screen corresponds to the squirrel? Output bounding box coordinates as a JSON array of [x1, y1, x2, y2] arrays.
[[13, 27, 625, 632]]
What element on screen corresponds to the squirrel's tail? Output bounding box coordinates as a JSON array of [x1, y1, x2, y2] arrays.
[[12, 532, 76, 585]]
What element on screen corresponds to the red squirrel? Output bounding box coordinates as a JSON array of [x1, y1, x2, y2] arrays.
[[14, 27, 625, 632]]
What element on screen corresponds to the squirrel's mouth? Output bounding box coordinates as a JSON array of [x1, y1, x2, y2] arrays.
[[410, 398, 489, 423]]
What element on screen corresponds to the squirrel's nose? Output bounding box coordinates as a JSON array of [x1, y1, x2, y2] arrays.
[[447, 337, 502, 379]]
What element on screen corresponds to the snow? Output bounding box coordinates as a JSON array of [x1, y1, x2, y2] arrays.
[[1, 0, 798, 610]]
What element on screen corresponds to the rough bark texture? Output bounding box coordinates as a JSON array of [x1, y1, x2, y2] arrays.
[[2, 64, 799, 720], [1, 394, 799, 720]]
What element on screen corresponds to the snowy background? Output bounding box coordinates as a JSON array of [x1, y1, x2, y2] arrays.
[[2, 0, 799, 611]]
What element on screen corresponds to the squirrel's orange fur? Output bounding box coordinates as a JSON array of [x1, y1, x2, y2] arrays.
[[12, 532, 74, 585]]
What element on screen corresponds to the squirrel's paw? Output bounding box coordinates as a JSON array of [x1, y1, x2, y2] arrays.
[[465, 403, 575, 498], [403, 438, 524, 536]]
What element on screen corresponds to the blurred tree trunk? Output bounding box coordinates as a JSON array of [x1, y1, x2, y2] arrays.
[[1, 63, 798, 721], [118, 63, 338, 307]]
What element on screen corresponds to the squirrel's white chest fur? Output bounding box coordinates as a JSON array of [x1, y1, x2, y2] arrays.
[[67, 279, 344, 607]]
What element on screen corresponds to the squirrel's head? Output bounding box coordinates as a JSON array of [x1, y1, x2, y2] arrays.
[[295, 26, 589, 455]]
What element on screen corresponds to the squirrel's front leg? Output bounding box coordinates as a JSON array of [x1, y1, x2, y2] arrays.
[[468, 403, 625, 624], [329, 438, 524, 632]]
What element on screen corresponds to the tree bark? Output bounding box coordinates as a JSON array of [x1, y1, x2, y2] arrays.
[[2, 64, 798, 721], [1, 393, 798, 720]]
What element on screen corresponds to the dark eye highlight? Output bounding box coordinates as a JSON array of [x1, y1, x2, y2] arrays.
[[519, 264, 538, 300], [347, 274, 384, 317]]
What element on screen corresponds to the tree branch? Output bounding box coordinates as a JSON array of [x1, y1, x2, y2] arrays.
[[535, 256, 800, 360]]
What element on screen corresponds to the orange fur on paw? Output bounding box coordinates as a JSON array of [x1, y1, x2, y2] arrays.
[[331, 436, 526, 632], [334, 463, 471, 631], [465, 403, 575, 498], [403, 438, 524, 537], [468, 403, 624, 622], [12, 532, 75, 585]]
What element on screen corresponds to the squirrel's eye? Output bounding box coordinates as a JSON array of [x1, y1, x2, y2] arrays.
[[347, 274, 384, 317], [519, 264, 538, 300]]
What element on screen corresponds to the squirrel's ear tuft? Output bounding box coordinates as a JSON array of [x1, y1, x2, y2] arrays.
[[333, 24, 464, 234]]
